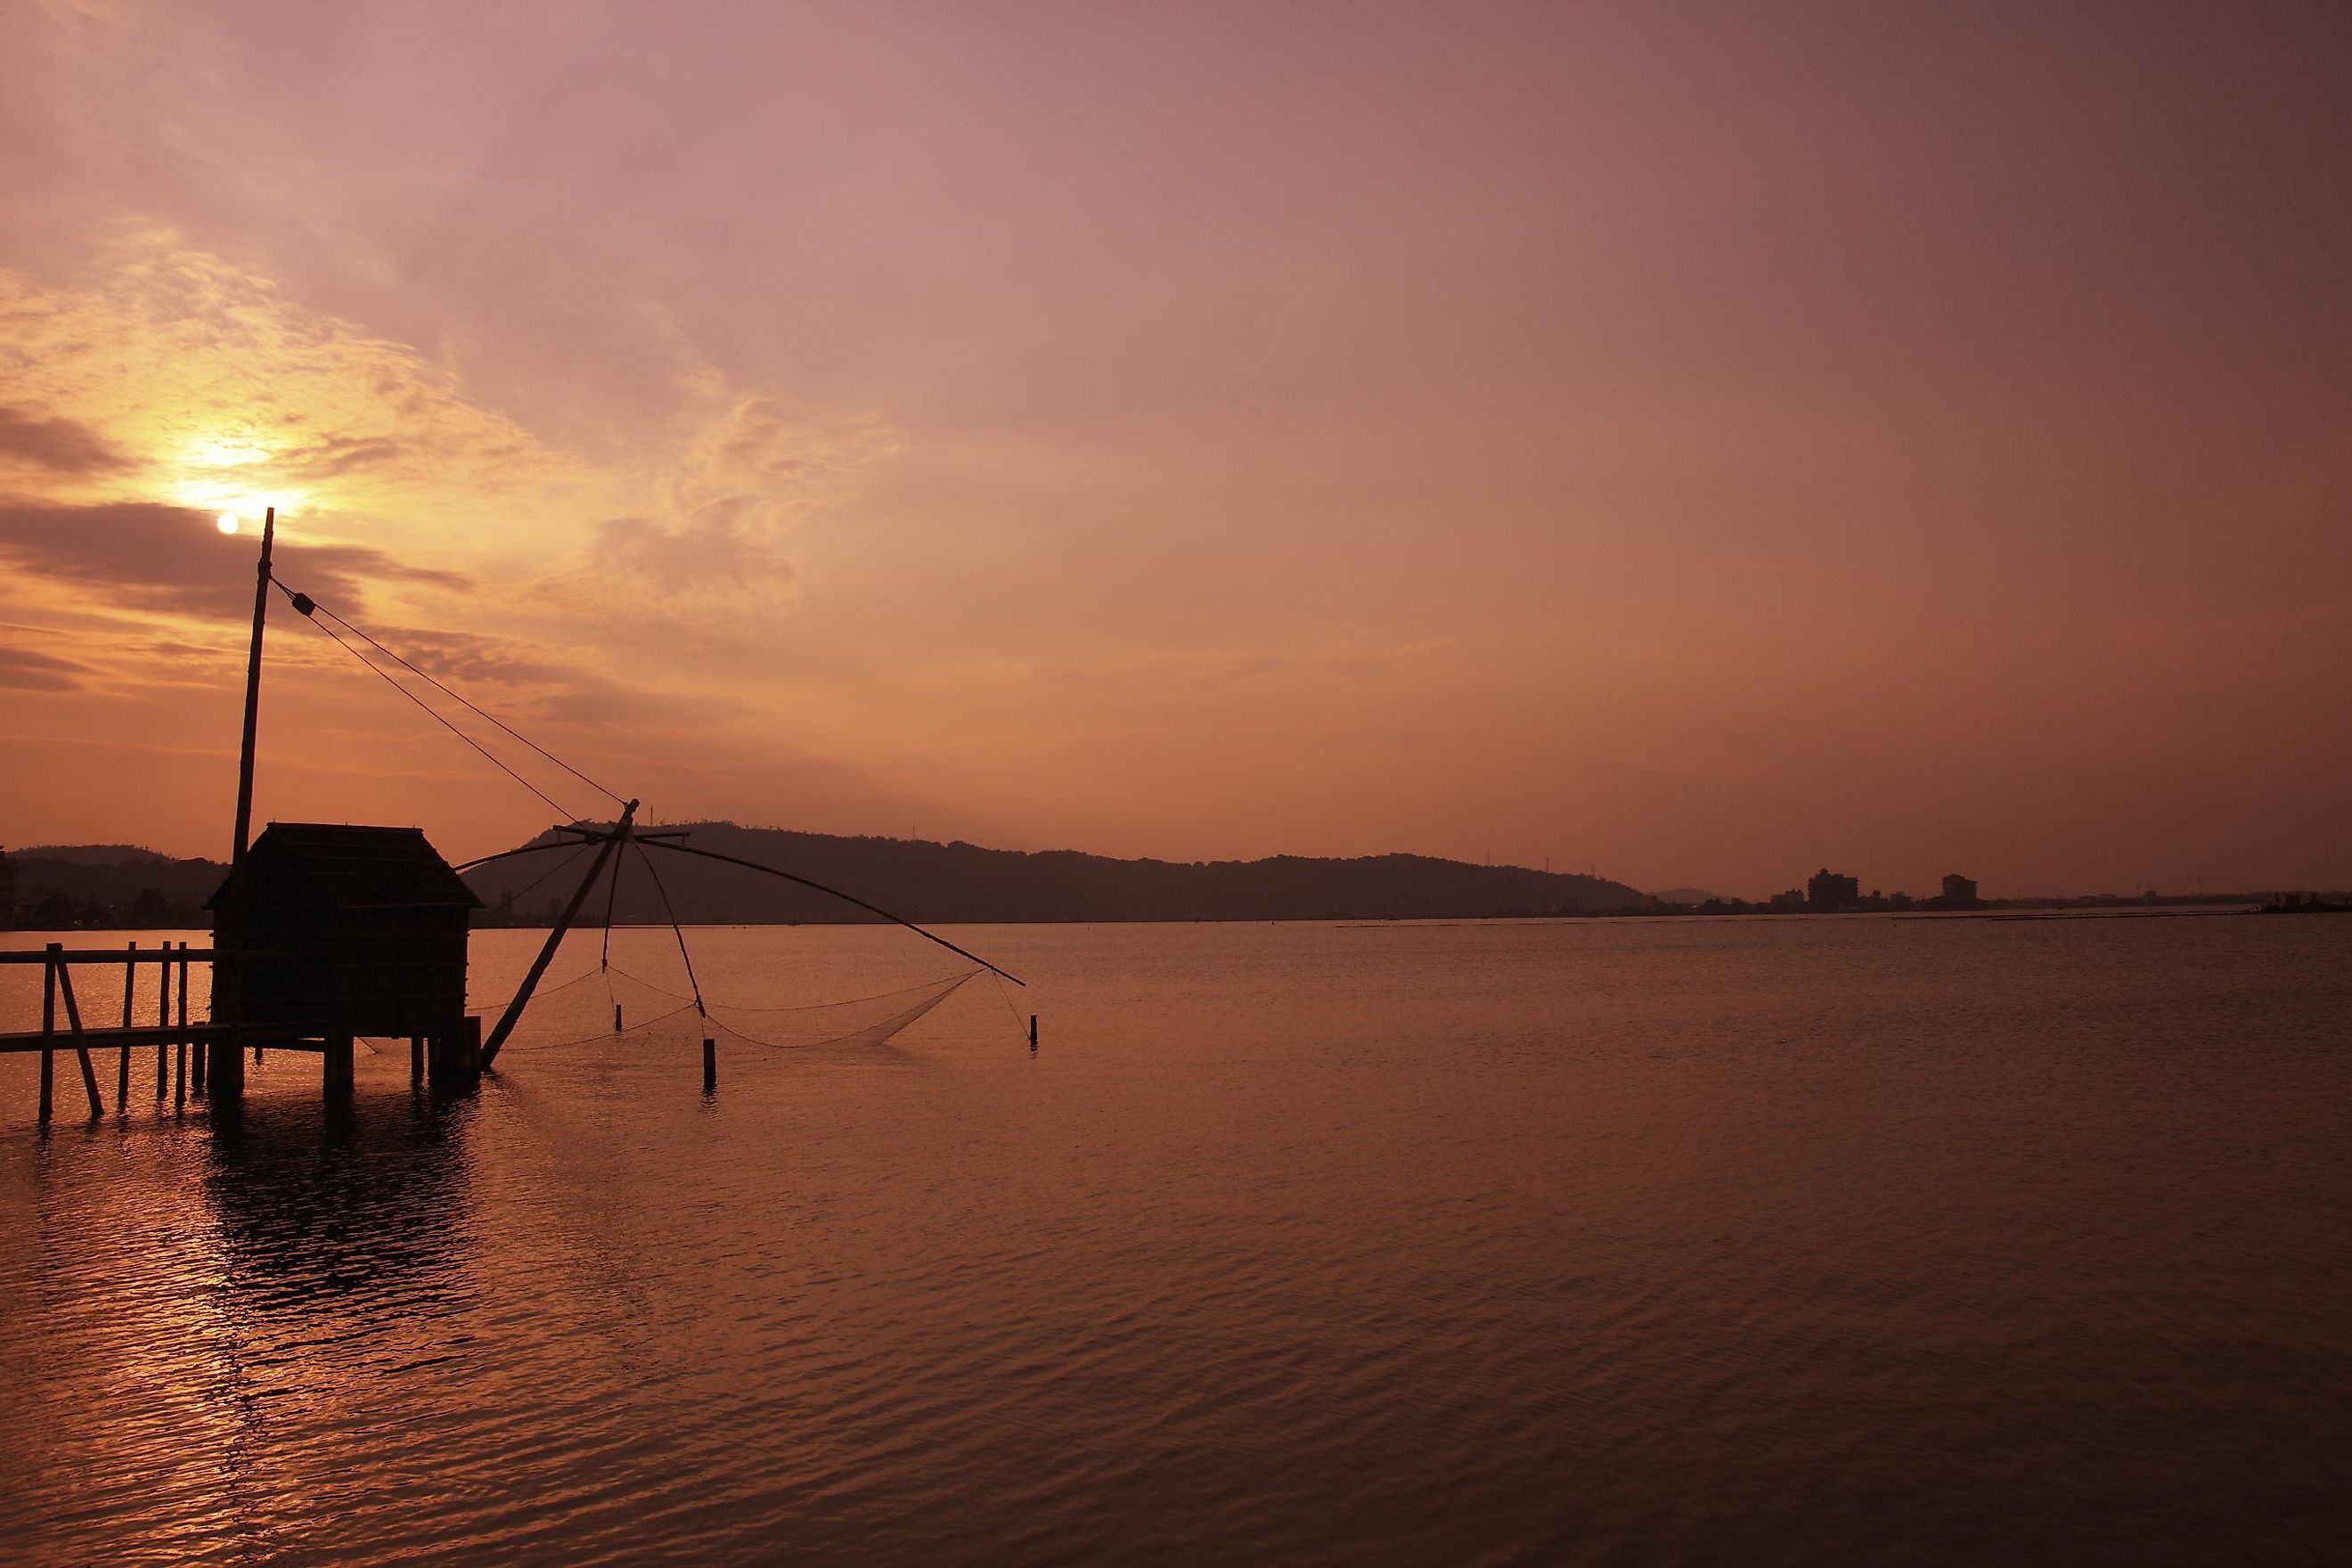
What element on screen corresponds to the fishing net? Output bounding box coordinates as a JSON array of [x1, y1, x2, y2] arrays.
[[478, 960, 979, 1057]]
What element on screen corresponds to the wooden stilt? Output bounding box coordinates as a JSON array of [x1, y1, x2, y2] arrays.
[[187, 944, 204, 1095], [38, 950, 54, 1125], [117, 940, 135, 1111], [615, 1002, 624, 1033], [410, 1034, 424, 1084], [156, 944, 169, 1098], [208, 1032, 241, 1101], [323, 1031, 354, 1097], [703, 1036, 716, 1092]]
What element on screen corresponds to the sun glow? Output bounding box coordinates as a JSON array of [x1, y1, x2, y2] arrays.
[[216, 512, 240, 534]]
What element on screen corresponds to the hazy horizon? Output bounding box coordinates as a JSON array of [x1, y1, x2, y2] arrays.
[[4, 1, 2347, 897], [6, 821, 2324, 910]]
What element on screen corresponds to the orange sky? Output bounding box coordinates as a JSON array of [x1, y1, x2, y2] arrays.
[[2, 1, 2347, 898]]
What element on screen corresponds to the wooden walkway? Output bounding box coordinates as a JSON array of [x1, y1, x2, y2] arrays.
[[3, 941, 482, 1123]]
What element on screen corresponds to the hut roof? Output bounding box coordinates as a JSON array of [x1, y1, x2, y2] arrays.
[[205, 823, 482, 912]]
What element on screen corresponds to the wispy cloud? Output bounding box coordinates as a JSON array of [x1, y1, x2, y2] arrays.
[[0, 500, 467, 621], [0, 642, 91, 691]]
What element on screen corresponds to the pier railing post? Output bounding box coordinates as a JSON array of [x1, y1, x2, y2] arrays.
[[38, 948, 54, 1125], [117, 940, 135, 1112], [156, 943, 169, 1099], [173, 943, 187, 1112], [190, 945, 205, 1096]]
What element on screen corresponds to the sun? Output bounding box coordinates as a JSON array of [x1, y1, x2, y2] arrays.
[[216, 512, 241, 535]]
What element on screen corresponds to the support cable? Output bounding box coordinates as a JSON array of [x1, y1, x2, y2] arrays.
[[278, 590, 579, 820], [631, 841, 708, 1022], [272, 577, 627, 808], [640, 838, 1025, 987]]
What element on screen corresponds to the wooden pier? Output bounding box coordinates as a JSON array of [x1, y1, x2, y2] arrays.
[[2, 942, 482, 1124]]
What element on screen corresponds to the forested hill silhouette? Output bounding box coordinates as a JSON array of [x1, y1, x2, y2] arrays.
[[464, 821, 1653, 925]]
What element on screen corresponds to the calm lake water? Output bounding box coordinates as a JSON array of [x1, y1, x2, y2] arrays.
[[3, 915, 2348, 1565]]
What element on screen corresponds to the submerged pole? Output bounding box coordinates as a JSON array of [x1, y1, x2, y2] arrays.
[[703, 1036, 716, 1093], [155, 944, 168, 1098], [38, 949, 54, 1125], [173, 943, 186, 1111], [117, 940, 134, 1111]]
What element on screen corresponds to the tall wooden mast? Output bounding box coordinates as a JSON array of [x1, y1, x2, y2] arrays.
[[232, 506, 275, 873], [211, 504, 274, 1105]]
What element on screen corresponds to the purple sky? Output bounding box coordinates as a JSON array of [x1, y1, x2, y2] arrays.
[[1, 1, 2347, 895]]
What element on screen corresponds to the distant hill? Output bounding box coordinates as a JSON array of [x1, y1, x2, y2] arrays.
[[4, 845, 222, 927], [464, 821, 1654, 926]]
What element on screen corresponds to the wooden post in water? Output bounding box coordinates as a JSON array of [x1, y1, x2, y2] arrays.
[[155, 943, 169, 1099], [38, 949, 54, 1125], [173, 944, 187, 1111], [410, 1035, 424, 1085], [185, 943, 203, 1095], [117, 940, 135, 1111], [703, 1036, 716, 1093], [54, 954, 104, 1119], [323, 1028, 354, 1098], [615, 1003, 624, 1033], [1030, 1014, 1038, 1050]]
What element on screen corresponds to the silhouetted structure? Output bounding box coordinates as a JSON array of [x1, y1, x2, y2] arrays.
[[1940, 872, 1980, 908], [1808, 869, 1859, 912], [206, 824, 480, 1088]]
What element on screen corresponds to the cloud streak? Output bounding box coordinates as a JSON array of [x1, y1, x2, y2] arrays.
[[0, 500, 467, 621], [0, 406, 129, 475]]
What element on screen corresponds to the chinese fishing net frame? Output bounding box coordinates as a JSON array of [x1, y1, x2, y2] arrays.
[[269, 573, 1027, 1062]]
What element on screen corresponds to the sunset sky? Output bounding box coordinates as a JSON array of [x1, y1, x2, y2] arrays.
[[1, 1, 2346, 898]]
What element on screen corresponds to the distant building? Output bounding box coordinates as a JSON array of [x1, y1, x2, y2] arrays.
[[1940, 873, 1980, 907], [1768, 888, 1807, 912], [0, 847, 13, 927], [1807, 869, 1859, 911]]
